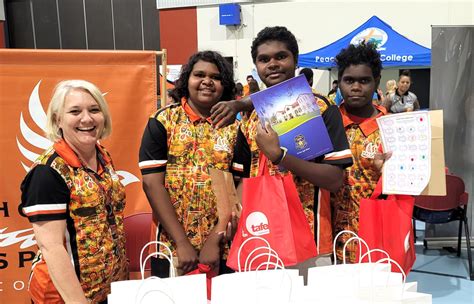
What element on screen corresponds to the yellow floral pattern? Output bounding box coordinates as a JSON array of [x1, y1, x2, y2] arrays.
[[332, 106, 386, 263], [155, 106, 239, 256]]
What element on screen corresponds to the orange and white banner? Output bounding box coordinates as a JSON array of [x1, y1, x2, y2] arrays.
[[0, 49, 156, 303]]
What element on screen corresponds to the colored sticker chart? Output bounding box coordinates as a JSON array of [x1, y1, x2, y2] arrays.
[[377, 111, 431, 195]]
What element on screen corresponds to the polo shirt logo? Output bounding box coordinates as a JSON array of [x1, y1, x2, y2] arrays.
[[214, 136, 231, 152], [361, 142, 377, 159], [17, 81, 140, 186]]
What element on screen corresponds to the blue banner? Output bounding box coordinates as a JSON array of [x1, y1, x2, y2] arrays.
[[298, 16, 431, 69]]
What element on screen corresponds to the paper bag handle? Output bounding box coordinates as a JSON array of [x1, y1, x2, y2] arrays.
[[360, 248, 390, 263], [140, 241, 176, 278], [134, 276, 176, 304], [237, 236, 272, 271], [333, 230, 368, 265], [342, 236, 371, 264], [246, 248, 285, 271]]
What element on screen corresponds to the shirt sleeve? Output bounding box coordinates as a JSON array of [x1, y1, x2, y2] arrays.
[[20, 165, 70, 222], [139, 117, 168, 175], [320, 104, 353, 169], [230, 127, 251, 178]]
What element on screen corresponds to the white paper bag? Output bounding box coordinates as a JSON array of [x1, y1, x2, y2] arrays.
[[108, 241, 207, 304], [213, 237, 304, 304], [109, 274, 207, 304], [212, 269, 303, 304], [300, 231, 432, 303]]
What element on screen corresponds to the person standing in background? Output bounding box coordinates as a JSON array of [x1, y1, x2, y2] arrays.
[[328, 80, 338, 97], [248, 78, 260, 94], [383, 70, 420, 113], [242, 74, 255, 96], [385, 79, 397, 97], [299, 67, 323, 96], [235, 82, 244, 100]]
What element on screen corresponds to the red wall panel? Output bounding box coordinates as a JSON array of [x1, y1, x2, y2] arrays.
[[0, 21, 5, 48], [159, 7, 198, 65]]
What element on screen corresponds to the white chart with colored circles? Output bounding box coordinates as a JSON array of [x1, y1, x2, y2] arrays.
[[377, 111, 431, 195]]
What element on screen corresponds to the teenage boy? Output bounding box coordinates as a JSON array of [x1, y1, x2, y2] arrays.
[[213, 27, 353, 266], [331, 42, 390, 262]]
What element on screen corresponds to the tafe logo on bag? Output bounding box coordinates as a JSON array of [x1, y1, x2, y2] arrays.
[[246, 212, 270, 236]]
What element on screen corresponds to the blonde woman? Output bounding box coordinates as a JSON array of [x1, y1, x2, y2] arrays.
[[385, 79, 397, 96], [20, 80, 128, 304]]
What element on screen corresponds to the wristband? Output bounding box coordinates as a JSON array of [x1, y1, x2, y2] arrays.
[[272, 147, 288, 165]]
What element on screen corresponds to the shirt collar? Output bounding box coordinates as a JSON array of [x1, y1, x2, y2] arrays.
[[53, 139, 111, 169], [340, 103, 387, 136], [181, 97, 213, 124], [395, 89, 409, 97]]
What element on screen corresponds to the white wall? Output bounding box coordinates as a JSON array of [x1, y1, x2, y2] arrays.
[[196, 0, 473, 93]]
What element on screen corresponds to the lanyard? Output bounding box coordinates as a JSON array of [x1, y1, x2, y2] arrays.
[[83, 165, 120, 244]]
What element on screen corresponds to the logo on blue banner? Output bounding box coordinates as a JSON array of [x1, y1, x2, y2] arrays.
[[350, 27, 388, 51]]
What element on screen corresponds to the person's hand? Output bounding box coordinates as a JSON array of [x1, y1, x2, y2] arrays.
[[256, 122, 282, 163], [175, 239, 198, 274], [199, 233, 224, 273], [225, 212, 239, 242], [373, 151, 393, 172], [377, 88, 385, 105], [210, 100, 239, 128]]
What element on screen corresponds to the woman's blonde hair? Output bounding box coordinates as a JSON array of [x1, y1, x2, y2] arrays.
[[385, 79, 397, 94], [45, 80, 112, 142]]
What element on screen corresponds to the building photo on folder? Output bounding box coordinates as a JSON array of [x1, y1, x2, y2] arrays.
[[250, 74, 333, 160]]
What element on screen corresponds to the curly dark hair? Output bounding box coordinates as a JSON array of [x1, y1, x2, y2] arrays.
[[335, 42, 382, 80], [170, 51, 235, 102], [251, 26, 299, 64]]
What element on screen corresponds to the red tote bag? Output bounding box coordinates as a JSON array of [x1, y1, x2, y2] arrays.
[[358, 179, 416, 274], [227, 155, 317, 271]]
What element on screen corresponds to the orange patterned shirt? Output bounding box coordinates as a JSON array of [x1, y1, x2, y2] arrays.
[[139, 98, 239, 256], [332, 104, 387, 262], [21, 140, 128, 303]]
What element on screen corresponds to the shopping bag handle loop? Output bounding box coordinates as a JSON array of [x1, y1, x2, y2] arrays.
[[255, 261, 285, 271], [141, 252, 176, 279], [134, 276, 176, 304], [257, 153, 271, 177], [359, 248, 390, 264], [237, 236, 272, 271], [140, 241, 175, 278], [343, 236, 371, 264], [333, 230, 365, 264], [246, 248, 284, 271]]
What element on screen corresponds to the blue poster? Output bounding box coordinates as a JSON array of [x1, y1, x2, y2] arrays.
[[250, 75, 333, 160]]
